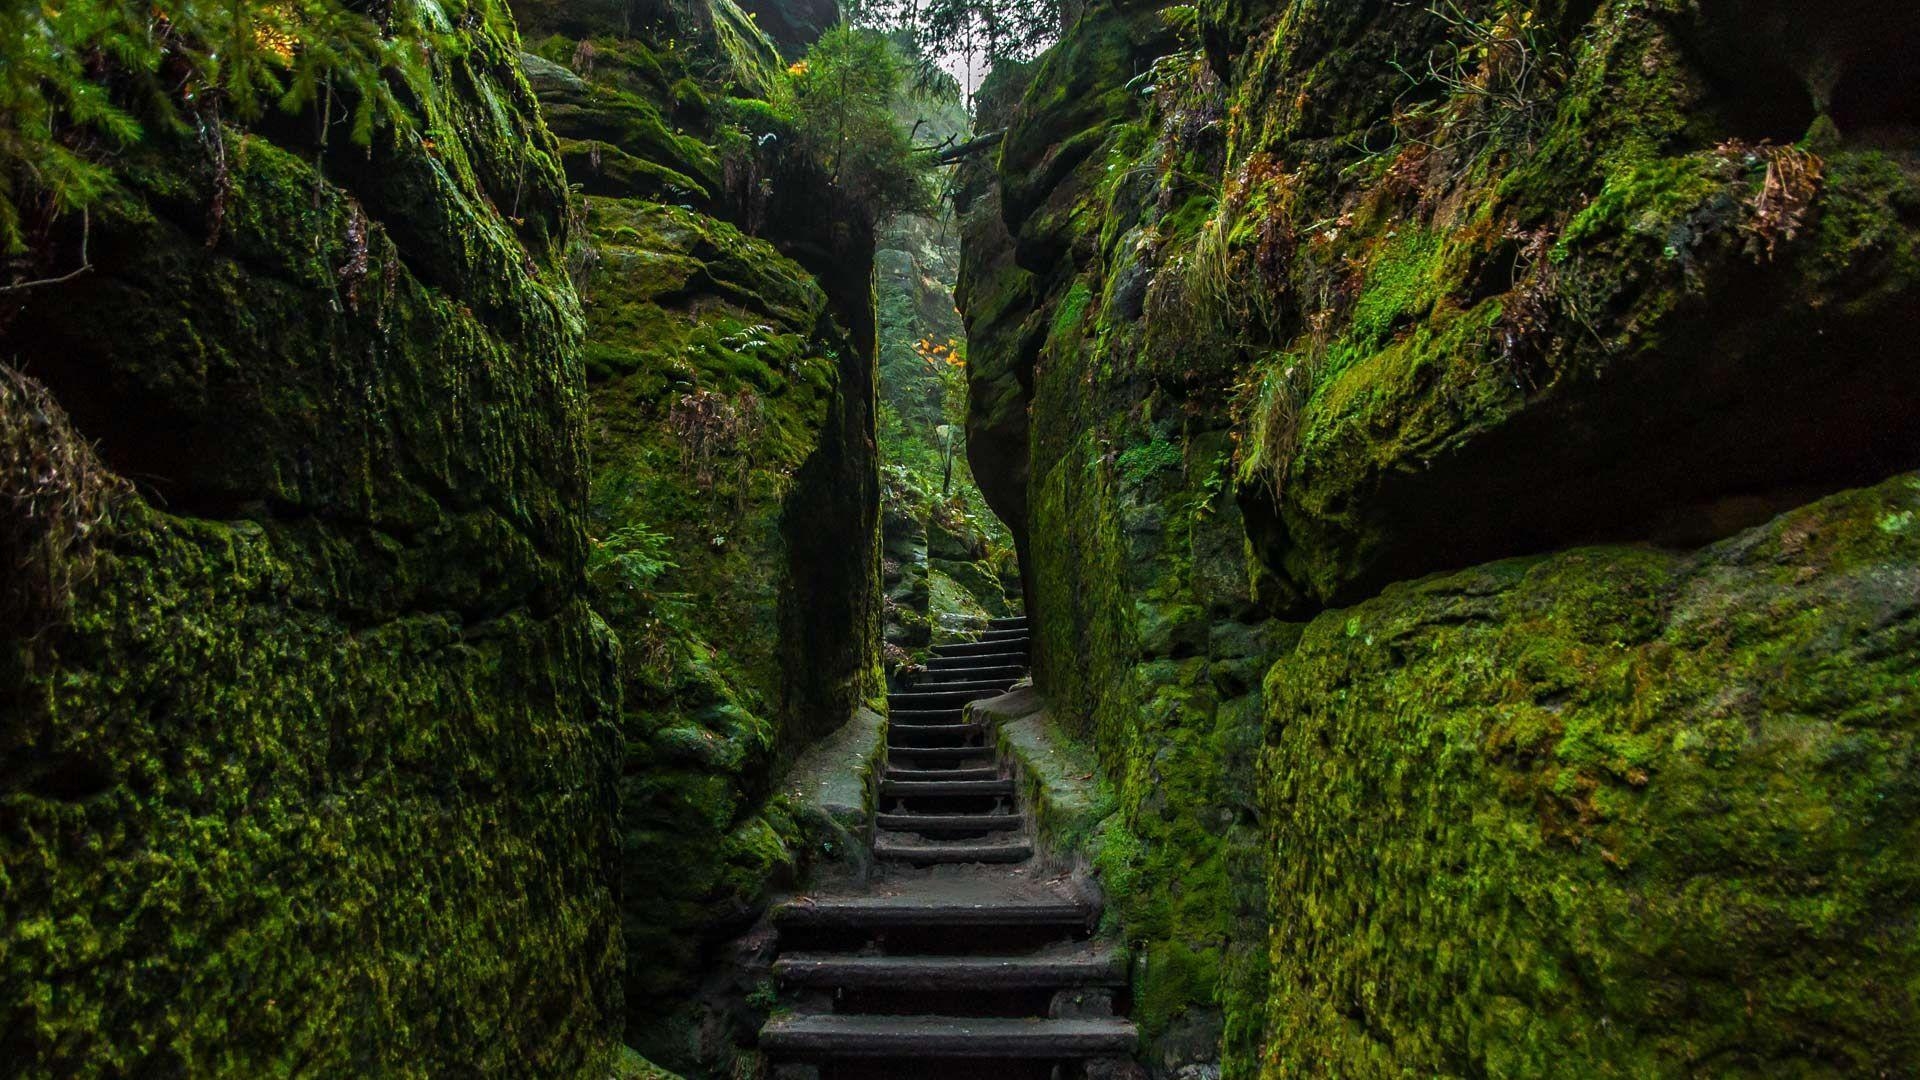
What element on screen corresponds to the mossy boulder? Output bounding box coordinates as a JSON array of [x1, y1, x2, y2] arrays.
[[0, 3, 623, 1074], [1257, 471, 1920, 1075]]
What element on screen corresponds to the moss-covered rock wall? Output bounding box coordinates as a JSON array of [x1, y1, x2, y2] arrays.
[[0, 1, 624, 1073], [1262, 472, 1920, 1075], [959, 0, 1920, 1074], [513, 1, 883, 1070]]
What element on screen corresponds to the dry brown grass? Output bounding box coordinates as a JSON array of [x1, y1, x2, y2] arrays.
[[1748, 143, 1824, 261], [1, 363, 130, 637]]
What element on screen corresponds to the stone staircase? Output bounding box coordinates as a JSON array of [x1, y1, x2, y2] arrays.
[[760, 615, 1138, 1078]]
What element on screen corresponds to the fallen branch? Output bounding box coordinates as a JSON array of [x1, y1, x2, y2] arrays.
[[0, 210, 92, 294], [925, 129, 1005, 165]]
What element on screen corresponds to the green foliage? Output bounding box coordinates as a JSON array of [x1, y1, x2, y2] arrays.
[[0, 0, 449, 255], [846, 0, 1062, 68], [590, 523, 679, 597], [1116, 438, 1182, 486], [778, 27, 930, 224]]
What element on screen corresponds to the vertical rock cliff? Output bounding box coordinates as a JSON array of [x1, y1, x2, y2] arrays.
[[959, 0, 1920, 1074], [1, 2, 623, 1073], [513, 0, 884, 1069]]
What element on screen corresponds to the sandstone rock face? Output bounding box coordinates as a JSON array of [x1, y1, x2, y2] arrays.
[[959, 0, 1920, 1073], [0, 5, 622, 1075], [1264, 473, 1920, 1075], [514, 0, 882, 1070]]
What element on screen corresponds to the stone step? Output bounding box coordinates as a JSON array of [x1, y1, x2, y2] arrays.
[[884, 765, 1002, 783], [879, 778, 1014, 799], [758, 1015, 1136, 1059], [775, 944, 1124, 991], [773, 894, 1093, 933], [892, 688, 1004, 709], [988, 616, 1030, 630], [918, 665, 1026, 684], [873, 812, 1024, 834], [926, 651, 1029, 671], [896, 677, 1018, 696], [889, 708, 964, 724], [886, 723, 985, 747], [978, 628, 1031, 643], [884, 745, 995, 763], [875, 836, 1034, 864], [931, 638, 1030, 659]]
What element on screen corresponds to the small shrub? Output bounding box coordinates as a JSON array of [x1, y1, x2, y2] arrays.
[[776, 27, 931, 226]]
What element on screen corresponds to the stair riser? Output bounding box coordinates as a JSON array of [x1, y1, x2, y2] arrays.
[[832, 986, 1060, 1020], [887, 732, 985, 750], [877, 849, 1031, 866], [880, 796, 1007, 817]]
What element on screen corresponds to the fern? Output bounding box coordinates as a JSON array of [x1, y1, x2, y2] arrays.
[[589, 524, 679, 595], [0, 0, 457, 255]]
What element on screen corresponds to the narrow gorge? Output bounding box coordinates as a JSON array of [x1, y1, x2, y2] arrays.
[[2, 0, 1917, 1076]]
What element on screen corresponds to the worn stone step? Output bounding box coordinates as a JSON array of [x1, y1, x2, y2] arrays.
[[879, 778, 1014, 799], [758, 1015, 1136, 1058], [931, 638, 1030, 658], [988, 616, 1030, 630], [884, 765, 1002, 783], [873, 812, 1023, 834], [894, 678, 1016, 699], [773, 893, 1093, 933], [875, 836, 1034, 864], [884, 745, 995, 763], [775, 944, 1124, 991], [889, 708, 964, 724], [893, 687, 1005, 709], [926, 650, 1029, 670], [978, 629, 1031, 644], [887, 723, 985, 747], [919, 665, 1026, 685]]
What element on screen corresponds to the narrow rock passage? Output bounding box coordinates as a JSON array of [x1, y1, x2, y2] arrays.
[[761, 616, 1139, 1078]]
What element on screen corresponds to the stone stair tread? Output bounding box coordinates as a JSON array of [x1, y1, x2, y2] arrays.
[[931, 639, 1030, 658], [897, 678, 1018, 694], [893, 688, 1007, 703], [884, 745, 994, 761], [889, 709, 965, 722], [758, 1014, 1136, 1058], [775, 942, 1124, 989], [920, 667, 1026, 683], [926, 651, 1030, 668], [884, 765, 1000, 781], [773, 888, 1093, 931], [880, 778, 1013, 797], [875, 836, 1035, 864], [873, 812, 1023, 833]]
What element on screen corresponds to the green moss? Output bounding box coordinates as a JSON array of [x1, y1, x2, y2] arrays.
[[0, 0, 622, 1070], [1257, 473, 1920, 1075], [1558, 155, 1724, 254]]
